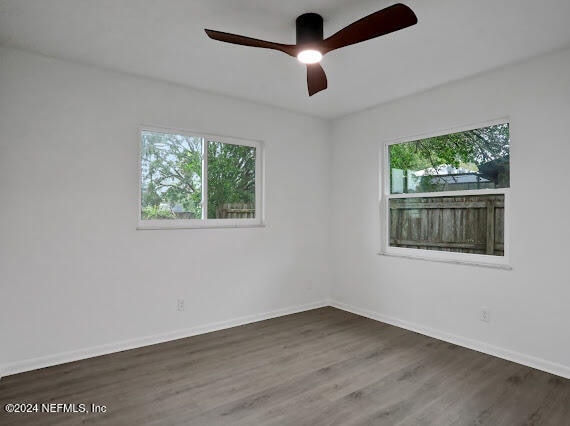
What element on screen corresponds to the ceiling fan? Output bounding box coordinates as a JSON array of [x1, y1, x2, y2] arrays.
[[204, 3, 417, 96]]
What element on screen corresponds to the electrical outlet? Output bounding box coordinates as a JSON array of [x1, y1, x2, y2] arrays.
[[177, 299, 185, 312], [480, 307, 490, 323]]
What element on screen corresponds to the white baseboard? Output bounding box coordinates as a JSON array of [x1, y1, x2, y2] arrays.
[[328, 299, 570, 379], [3, 299, 568, 381], [0, 300, 328, 379]]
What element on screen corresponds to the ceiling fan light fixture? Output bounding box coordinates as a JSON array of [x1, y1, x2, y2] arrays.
[[297, 49, 322, 64], [205, 4, 418, 96]]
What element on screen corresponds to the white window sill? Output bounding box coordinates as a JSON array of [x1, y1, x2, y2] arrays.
[[137, 222, 265, 230], [377, 251, 512, 270]]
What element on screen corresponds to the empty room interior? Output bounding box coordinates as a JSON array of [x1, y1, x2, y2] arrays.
[[1, 0, 570, 424]]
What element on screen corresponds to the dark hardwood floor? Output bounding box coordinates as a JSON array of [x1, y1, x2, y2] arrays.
[[1, 307, 568, 425]]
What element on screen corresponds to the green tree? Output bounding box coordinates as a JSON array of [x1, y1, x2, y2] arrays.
[[390, 123, 509, 172], [207, 142, 256, 218], [389, 123, 510, 192], [141, 131, 203, 218]]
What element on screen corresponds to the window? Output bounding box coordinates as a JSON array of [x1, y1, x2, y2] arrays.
[[139, 127, 263, 229], [381, 121, 510, 266]]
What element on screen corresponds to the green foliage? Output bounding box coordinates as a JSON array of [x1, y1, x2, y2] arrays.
[[141, 205, 176, 219], [389, 124, 510, 193], [141, 131, 203, 218], [140, 131, 256, 219], [141, 181, 163, 208], [207, 142, 255, 219], [390, 123, 510, 172]]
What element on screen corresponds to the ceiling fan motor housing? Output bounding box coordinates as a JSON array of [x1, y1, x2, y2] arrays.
[[296, 13, 324, 46]]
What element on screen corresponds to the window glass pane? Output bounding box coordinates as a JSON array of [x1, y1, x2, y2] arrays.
[[207, 141, 256, 219], [389, 194, 505, 256], [389, 123, 510, 194], [140, 131, 203, 220]]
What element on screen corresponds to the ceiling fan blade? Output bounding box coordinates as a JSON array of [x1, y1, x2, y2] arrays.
[[321, 3, 417, 54], [307, 63, 327, 96], [205, 29, 297, 57]]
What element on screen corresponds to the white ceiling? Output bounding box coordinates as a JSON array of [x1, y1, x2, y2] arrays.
[[2, 0, 570, 119]]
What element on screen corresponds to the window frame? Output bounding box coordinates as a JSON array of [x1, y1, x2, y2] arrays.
[[137, 125, 264, 230], [379, 118, 511, 268]]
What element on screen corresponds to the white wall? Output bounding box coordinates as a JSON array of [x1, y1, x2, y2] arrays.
[[0, 47, 331, 374], [3, 45, 570, 379], [330, 47, 570, 377]]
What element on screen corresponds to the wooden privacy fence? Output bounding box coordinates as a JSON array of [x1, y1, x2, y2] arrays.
[[389, 194, 504, 256], [218, 203, 255, 219]]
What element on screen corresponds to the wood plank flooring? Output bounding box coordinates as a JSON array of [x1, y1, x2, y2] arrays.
[[0, 307, 568, 425]]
